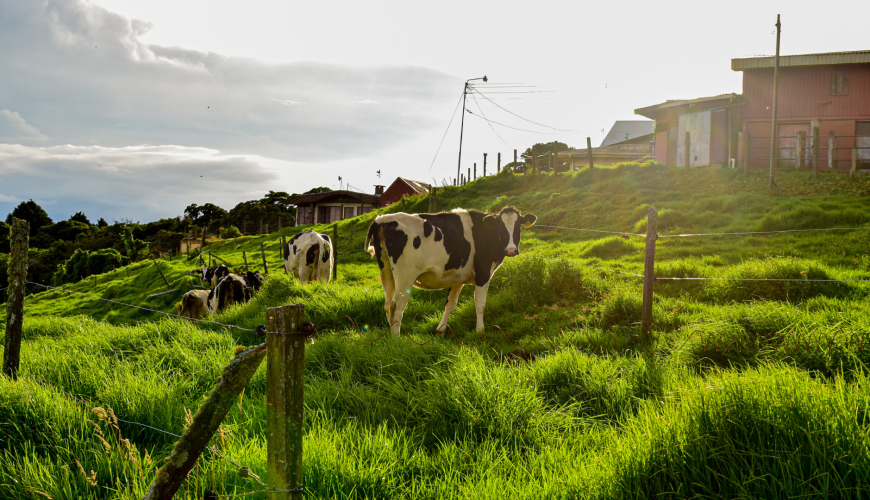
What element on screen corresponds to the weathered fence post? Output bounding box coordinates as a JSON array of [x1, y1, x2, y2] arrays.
[[812, 126, 820, 176], [684, 132, 691, 170], [243, 251, 249, 272], [586, 137, 594, 169], [428, 186, 436, 213], [153, 261, 171, 290], [266, 304, 306, 500], [794, 130, 807, 170], [641, 208, 657, 339], [829, 131, 837, 170], [3, 218, 29, 380], [260, 243, 269, 275], [282, 236, 288, 273], [744, 131, 751, 175], [483, 153, 487, 176], [851, 147, 858, 178], [142, 344, 268, 500], [332, 224, 338, 281]]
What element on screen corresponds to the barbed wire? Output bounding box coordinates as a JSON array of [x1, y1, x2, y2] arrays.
[[656, 276, 870, 282], [658, 226, 870, 238], [531, 224, 645, 237]]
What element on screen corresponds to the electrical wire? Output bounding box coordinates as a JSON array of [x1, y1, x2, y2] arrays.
[[470, 87, 574, 132], [469, 91, 508, 146], [465, 109, 555, 135], [427, 88, 466, 172]]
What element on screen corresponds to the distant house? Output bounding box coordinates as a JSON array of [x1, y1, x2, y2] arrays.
[[282, 187, 383, 226], [381, 177, 431, 206], [635, 49, 870, 170], [600, 120, 655, 147]]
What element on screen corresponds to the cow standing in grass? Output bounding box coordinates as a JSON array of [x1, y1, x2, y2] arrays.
[[284, 230, 333, 282], [365, 206, 536, 334]]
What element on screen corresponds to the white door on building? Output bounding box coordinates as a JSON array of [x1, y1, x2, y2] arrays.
[[677, 110, 711, 167]]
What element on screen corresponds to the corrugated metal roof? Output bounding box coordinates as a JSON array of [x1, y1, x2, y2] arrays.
[[634, 94, 741, 116], [732, 50, 870, 70], [398, 178, 430, 195], [600, 121, 654, 147]]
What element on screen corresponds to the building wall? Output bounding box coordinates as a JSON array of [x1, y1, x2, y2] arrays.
[[382, 181, 426, 206], [654, 131, 668, 164], [742, 64, 870, 120]]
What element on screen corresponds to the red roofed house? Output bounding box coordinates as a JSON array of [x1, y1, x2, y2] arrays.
[[381, 178, 431, 206]]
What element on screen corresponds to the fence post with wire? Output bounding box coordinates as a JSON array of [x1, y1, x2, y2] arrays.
[[3, 218, 29, 380], [641, 208, 657, 339]]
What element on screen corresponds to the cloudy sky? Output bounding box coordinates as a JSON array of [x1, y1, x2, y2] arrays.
[[1, 0, 868, 223]]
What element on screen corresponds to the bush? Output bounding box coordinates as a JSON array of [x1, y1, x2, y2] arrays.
[[52, 248, 127, 285], [220, 225, 242, 239]]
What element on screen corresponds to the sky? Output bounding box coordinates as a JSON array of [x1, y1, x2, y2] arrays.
[[1, 0, 868, 223]]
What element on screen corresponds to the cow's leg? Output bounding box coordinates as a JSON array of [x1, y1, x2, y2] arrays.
[[473, 281, 492, 332], [388, 272, 416, 335], [379, 263, 396, 324], [436, 284, 464, 333]]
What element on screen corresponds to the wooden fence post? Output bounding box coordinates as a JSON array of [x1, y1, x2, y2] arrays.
[[153, 261, 171, 290], [428, 187, 436, 213], [332, 224, 338, 281], [142, 344, 268, 500], [282, 236, 288, 273], [641, 208, 657, 339], [794, 130, 807, 170], [260, 243, 269, 275], [684, 132, 691, 170], [243, 251, 249, 272], [829, 131, 836, 170], [851, 147, 858, 178], [744, 131, 751, 175], [812, 126, 820, 176], [266, 304, 306, 500], [586, 137, 594, 169], [3, 218, 29, 380]]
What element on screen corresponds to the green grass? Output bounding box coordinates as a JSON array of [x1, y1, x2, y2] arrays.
[[3, 163, 870, 498]]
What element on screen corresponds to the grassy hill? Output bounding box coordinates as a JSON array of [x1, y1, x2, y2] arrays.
[[3, 163, 870, 498]]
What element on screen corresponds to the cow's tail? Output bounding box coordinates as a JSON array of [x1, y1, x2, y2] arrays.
[[365, 221, 379, 257]]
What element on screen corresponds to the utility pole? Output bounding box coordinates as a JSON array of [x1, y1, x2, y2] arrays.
[[483, 153, 487, 176], [768, 14, 782, 190], [497, 152, 501, 173], [457, 76, 487, 187]]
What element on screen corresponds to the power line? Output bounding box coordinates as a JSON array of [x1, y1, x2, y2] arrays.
[[470, 87, 574, 132], [427, 88, 466, 172], [469, 91, 508, 146], [465, 109, 555, 135]]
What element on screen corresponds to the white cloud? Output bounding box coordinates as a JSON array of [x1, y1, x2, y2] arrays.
[[357, 99, 378, 105], [273, 99, 302, 106], [0, 110, 48, 142], [0, 144, 280, 222]]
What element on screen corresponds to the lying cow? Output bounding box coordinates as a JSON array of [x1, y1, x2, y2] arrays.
[[243, 271, 265, 292], [284, 230, 332, 282], [177, 289, 210, 321], [365, 206, 536, 334]]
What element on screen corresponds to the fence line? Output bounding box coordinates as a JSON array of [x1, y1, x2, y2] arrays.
[[532, 224, 644, 237], [658, 226, 869, 238]]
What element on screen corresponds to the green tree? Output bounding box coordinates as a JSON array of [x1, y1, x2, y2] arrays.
[[5, 199, 53, 237], [69, 211, 91, 225], [121, 227, 149, 262], [96, 217, 108, 228]]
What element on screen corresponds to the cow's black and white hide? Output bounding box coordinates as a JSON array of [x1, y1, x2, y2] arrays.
[[283, 230, 332, 282], [202, 264, 231, 287], [243, 271, 265, 292], [207, 274, 248, 314], [365, 206, 536, 334]]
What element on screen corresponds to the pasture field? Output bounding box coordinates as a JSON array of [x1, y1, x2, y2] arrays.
[[3, 163, 870, 499]]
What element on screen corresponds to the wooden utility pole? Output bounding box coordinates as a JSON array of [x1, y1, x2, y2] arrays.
[[812, 126, 820, 176], [586, 137, 594, 169], [641, 208, 657, 339], [332, 224, 338, 281], [768, 14, 782, 189], [684, 132, 691, 170], [514, 149, 517, 167], [142, 344, 268, 500], [266, 304, 306, 500], [260, 243, 268, 275], [3, 218, 29, 380], [829, 131, 837, 170]]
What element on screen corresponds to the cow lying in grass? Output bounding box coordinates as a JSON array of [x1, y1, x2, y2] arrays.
[[284, 230, 333, 282], [366, 206, 536, 334]]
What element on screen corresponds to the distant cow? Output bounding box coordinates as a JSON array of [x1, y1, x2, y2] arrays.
[[177, 289, 210, 321], [243, 270, 265, 292], [284, 230, 333, 282], [366, 206, 536, 334], [202, 265, 231, 287], [207, 274, 248, 314]]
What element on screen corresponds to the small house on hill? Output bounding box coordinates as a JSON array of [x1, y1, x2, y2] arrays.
[[282, 187, 383, 226], [382, 178, 431, 206], [600, 121, 655, 147]]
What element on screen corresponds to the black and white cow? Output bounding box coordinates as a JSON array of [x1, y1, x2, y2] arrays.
[[365, 206, 536, 334], [284, 230, 333, 282], [207, 274, 248, 314]]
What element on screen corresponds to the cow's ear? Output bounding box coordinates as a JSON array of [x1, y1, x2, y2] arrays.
[[483, 214, 499, 227], [522, 214, 537, 228]]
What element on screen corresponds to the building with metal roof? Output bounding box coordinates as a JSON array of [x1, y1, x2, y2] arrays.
[[600, 121, 655, 147]]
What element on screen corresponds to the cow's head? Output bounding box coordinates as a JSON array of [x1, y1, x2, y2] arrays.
[[484, 206, 536, 257]]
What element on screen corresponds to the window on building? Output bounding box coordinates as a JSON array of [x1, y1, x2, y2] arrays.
[[344, 207, 355, 219], [831, 71, 849, 96], [297, 207, 311, 225], [359, 206, 373, 215], [857, 122, 870, 136], [668, 126, 678, 141]]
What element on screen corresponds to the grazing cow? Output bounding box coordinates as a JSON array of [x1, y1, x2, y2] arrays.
[[365, 206, 536, 334], [176, 289, 210, 321], [202, 265, 231, 287], [207, 274, 248, 314], [283, 230, 333, 282], [243, 271, 265, 292]]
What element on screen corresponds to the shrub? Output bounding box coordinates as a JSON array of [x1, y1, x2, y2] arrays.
[[220, 225, 242, 239]]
